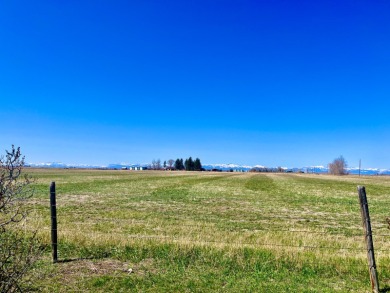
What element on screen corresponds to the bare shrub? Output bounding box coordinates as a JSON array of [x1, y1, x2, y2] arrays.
[[328, 156, 348, 175], [167, 159, 175, 168], [0, 146, 40, 292]]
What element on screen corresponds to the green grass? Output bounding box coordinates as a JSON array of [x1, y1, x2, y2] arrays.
[[22, 169, 390, 292]]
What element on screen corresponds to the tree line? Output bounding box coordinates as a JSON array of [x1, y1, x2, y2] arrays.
[[150, 157, 202, 171]]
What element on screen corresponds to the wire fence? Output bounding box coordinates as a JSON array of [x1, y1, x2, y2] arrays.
[[27, 209, 378, 253], [23, 182, 390, 292]]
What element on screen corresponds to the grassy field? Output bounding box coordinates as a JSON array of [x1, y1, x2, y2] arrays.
[[21, 169, 390, 292]]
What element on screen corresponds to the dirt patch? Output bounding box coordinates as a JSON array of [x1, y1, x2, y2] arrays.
[[57, 259, 131, 279], [54, 257, 160, 282]]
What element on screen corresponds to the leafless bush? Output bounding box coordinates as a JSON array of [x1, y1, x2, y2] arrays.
[[0, 146, 40, 292], [328, 156, 348, 175], [167, 159, 175, 168], [151, 159, 161, 170]]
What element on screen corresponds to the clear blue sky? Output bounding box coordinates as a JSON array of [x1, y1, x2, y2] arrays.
[[1, 0, 389, 168]]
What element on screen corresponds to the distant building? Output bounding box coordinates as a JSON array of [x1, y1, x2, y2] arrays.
[[129, 166, 148, 171]]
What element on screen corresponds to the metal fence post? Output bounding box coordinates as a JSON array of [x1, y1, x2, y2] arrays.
[[50, 182, 58, 263]]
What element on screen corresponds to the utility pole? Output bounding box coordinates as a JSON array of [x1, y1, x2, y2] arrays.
[[359, 159, 361, 177]]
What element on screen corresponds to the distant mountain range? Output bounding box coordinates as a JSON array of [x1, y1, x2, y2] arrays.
[[25, 162, 390, 175]]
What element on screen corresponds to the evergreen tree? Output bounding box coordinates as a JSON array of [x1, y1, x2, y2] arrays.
[[163, 160, 166, 168], [194, 158, 202, 171], [180, 158, 184, 170], [189, 157, 194, 171], [175, 159, 181, 170], [185, 157, 195, 171]]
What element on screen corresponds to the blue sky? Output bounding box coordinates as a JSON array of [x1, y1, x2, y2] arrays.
[[1, 0, 389, 168]]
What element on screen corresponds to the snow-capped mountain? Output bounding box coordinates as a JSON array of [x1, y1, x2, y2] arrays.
[[305, 166, 390, 175], [26, 162, 70, 168], [26, 162, 106, 169], [25, 162, 390, 175], [202, 163, 252, 171], [347, 167, 390, 175], [25, 162, 150, 169]]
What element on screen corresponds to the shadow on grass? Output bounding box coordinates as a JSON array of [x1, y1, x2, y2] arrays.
[[56, 257, 95, 264], [380, 286, 390, 293]]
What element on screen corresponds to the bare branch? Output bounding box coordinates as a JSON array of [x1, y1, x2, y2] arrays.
[[0, 145, 39, 292]]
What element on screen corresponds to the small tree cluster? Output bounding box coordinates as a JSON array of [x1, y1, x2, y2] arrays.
[[184, 157, 202, 171], [151, 157, 203, 171], [328, 156, 348, 175], [174, 158, 185, 170], [173, 157, 202, 171]]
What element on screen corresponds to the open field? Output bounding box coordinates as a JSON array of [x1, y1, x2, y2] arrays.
[[22, 169, 390, 292]]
